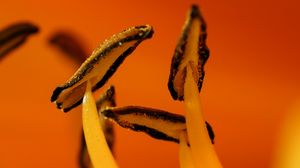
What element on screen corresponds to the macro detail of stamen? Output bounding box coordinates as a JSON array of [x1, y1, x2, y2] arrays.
[[0, 22, 38, 58], [51, 25, 154, 112], [168, 5, 209, 101], [49, 31, 87, 64], [101, 106, 214, 144], [80, 86, 116, 168]]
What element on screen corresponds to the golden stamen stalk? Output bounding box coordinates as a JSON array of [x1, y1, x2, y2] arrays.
[[184, 64, 222, 168], [82, 80, 118, 168], [179, 131, 195, 168]]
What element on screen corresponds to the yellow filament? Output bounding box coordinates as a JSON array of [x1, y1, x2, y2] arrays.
[[82, 80, 118, 168], [184, 64, 222, 168], [179, 131, 195, 168]]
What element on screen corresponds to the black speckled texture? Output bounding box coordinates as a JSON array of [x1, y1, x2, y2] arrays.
[[168, 5, 209, 101], [51, 25, 153, 112], [102, 106, 215, 144]]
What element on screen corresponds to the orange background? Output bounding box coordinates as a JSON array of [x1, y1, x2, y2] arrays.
[[0, 0, 299, 167]]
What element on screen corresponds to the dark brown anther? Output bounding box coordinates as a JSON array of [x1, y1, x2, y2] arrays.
[[168, 5, 209, 101], [0, 22, 38, 59], [51, 25, 154, 112], [49, 32, 87, 65], [101, 106, 215, 144], [79, 86, 116, 168]]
